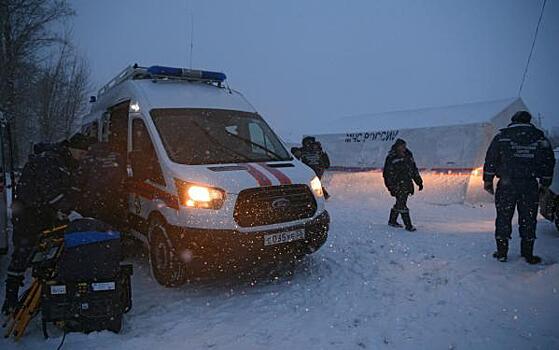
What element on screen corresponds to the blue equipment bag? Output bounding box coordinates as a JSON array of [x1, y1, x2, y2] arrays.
[[58, 219, 121, 281]]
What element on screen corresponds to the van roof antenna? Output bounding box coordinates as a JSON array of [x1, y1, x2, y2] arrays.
[[189, 13, 194, 69], [186, 0, 194, 69]]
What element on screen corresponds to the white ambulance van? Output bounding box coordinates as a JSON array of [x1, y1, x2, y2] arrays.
[[80, 65, 329, 286]]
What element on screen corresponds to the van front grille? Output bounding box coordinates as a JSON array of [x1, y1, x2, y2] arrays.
[[234, 185, 317, 228]]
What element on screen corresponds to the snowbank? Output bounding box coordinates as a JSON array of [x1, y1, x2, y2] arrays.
[[323, 170, 492, 205]]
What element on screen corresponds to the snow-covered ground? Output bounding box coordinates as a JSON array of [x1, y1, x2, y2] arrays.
[[2, 172, 559, 350]]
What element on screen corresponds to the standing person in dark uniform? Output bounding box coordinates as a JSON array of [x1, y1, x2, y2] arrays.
[[483, 111, 555, 264], [311, 141, 331, 179], [300, 137, 331, 199], [76, 141, 126, 228], [300, 136, 318, 170], [1, 134, 91, 315], [383, 138, 423, 231]]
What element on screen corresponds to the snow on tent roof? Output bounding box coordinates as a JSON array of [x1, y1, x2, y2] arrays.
[[325, 97, 519, 132]]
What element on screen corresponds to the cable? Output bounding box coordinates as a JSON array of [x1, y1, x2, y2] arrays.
[[56, 331, 67, 350], [518, 0, 548, 96]]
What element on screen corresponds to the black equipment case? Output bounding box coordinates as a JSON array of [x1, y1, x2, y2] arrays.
[[35, 218, 132, 336]]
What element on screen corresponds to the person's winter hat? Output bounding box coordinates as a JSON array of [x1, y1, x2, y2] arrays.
[[511, 110, 532, 124], [302, 136, 316, 147], [393, 138, 406, 147], [67, 132, 95, 151]]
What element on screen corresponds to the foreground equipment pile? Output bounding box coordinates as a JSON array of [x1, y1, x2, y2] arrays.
[[3, 219, 132, 341]]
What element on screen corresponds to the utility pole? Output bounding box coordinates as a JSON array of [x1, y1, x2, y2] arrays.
[[518, 0, 548, 96]]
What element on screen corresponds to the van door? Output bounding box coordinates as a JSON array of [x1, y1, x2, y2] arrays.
[[129, 118, 165, 185], [107, 101, 129, 155], [127, 118, 166, 231]]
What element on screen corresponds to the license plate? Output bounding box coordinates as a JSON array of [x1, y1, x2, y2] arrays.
[[264, 229, 305, 246], [50, 285, 67, 295], [91, 282, 116, 291]]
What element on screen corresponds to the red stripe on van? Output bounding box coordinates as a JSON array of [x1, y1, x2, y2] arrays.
[[244, 164, 272, 186], [129, 181, 179, 210], [258, 163, 292, 185]]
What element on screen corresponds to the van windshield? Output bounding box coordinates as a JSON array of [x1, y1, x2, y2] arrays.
[[150, 108, 292, 165]]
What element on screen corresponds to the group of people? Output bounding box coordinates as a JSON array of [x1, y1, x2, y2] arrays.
[[2, 134, 125, 315], [381, 111, 555, 264]]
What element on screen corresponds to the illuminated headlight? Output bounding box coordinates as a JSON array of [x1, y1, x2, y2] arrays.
[[175, 179, 225, 209], [310, 176, 324, 197]]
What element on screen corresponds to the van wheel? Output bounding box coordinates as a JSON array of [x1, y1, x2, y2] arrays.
[[148, 217, 186, 287]]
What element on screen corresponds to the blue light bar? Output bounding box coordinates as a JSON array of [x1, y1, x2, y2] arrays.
[[147, 65, 226, 82]]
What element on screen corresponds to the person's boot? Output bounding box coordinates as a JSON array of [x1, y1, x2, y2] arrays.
[[388, 209, 403, 228], [401, 212, 416, 232], [521, 239, 542, 265], [492, 239, 508, 262], [2, 274, 23, 316]]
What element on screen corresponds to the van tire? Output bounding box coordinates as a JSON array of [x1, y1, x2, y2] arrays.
[[148, 216, 186, 287]]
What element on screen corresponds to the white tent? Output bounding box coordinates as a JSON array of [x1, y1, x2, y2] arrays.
[[313, 97, 530, 203]]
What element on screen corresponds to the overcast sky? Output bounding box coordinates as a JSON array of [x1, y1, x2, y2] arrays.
[[71, 0, 558, 140]]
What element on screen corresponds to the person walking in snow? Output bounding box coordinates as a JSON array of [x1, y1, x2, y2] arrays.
[[383, 138, 423, 231], [2, 134, 93, 315], [483, 111, 555, 264]]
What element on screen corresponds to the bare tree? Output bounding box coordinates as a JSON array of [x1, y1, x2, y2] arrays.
[[0, 0, 74, 163], [35, 41, 90, 143]]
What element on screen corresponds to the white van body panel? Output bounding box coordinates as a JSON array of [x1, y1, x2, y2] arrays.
[[157, 161, 324, 231], [82, 76, 327, 235], [133, 80, 256, 112]]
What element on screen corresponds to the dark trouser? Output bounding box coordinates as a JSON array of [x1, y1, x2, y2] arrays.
[[80, 189, 127, 230], [3, 207, 55, 313], [316, 170, 330, 199], [390, 193, 413, 228], [495, 178, 539, 241], [393, 194, 409, 214], [8, 208, 55, 276]]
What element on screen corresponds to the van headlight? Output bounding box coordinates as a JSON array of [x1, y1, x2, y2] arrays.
[[310, 176, 324, 197], [175, 180, 226, 209]]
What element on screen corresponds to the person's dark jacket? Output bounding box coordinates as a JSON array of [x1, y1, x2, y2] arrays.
[[483, 122, 555, 186], [301, 146, 330, 178], [76, 142, 126, 220], [383, 146, 423, 196], [15, 142, 78, 214]]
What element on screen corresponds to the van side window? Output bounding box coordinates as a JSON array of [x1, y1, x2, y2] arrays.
[[131, 119, 165, 185], [88, 122, 99, 140], [107, 102, 129, 154], [101, 113, 110, 142]]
